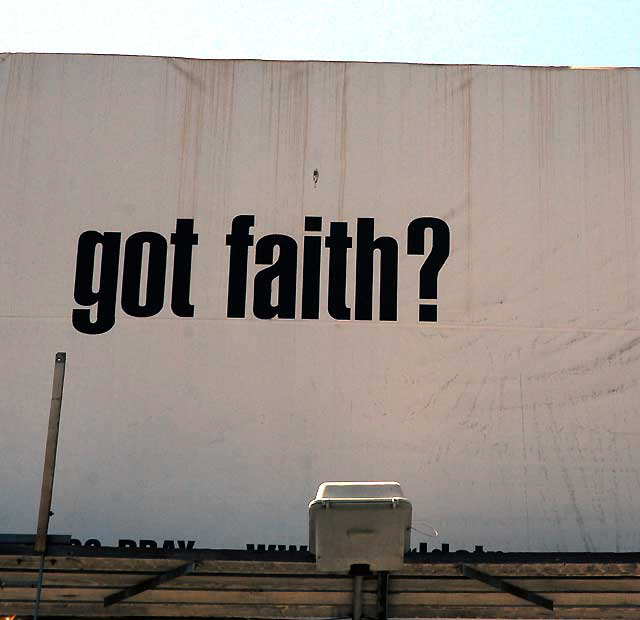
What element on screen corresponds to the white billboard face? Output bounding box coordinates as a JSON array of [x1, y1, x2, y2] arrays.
[[1, 54, 640, 552]]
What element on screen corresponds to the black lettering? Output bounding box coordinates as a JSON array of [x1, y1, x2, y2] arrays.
[[72, 231, 121, 334], [253, 234, 297, 319], [407, 217, 450, 322], [170, 219, 198, 317], [139, 539, 158, 549], [301, 216, 322, 319], [121, 232, 167, 317], [355, 218, 398, 321], [118, 539, 137, 548], [226, 215, 255, 318], [84, 539, 102, 547], [325, 222, 351, 320]]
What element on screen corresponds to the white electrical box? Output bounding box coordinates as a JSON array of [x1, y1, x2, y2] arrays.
[[309, 481, 412, 571]]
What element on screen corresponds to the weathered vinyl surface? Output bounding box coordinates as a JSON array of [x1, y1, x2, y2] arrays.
[[1, 54, 639, 551]]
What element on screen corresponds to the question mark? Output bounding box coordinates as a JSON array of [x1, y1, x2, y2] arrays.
[[407, 217, 450, 321]]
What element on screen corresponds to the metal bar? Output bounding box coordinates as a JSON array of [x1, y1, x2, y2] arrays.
[[458, 564, 554, 611], [33, 553, 46, 620], [104, 561, 196, 607], [352, 574, 363, 620], [35, 352, 67, 553], [376, 571, 389, 620]]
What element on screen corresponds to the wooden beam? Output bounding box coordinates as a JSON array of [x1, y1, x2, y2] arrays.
[[7, 571, 640, 593], [1, 601, 359, 618], [104, 562, 196, 607], [3, 552, 640, 577], [0, 572, 367, 590], [387, 605, 640, 619], [6, 601, 640, 619], [11, 587, 640, 606], [35, 352, 67, 553], [0, 555, 320, 573], [0, 587, 375, 605]]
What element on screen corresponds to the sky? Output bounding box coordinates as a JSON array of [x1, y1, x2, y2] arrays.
[[2, 0, 639, 67]]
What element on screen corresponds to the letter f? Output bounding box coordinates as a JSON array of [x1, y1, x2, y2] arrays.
[[226, 215, 255, 317]]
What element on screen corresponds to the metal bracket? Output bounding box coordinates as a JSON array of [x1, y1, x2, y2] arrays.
[[104, 561, 196, 607], [458, 564, 553, 611]]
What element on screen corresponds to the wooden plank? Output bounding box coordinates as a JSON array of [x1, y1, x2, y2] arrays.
[[0, 587, 378, 605], [0, 602, 361, 617], [0, 572, 371, 591], [8, 588, 640, 605], [0, 556, 320, 573], [35, 352, 67, 553], [6, 571, 640, 593], [388, 605, 640, 619], [511, 578, 640, 592], [390, 577, 640, 592], [2, 553, 640, 577], [390, 592, 536, 605], [5, 600, 640, 619], [2, 556, 640, 580], [0, 572, 148, 588], [12, 588, 640, 606], [6, 601, 640, 619], [396, 562, 640, 577], [3, 569, 640, 591], [392, 592, 640, 606]]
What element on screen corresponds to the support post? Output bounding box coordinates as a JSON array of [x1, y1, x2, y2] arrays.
[[33, 353, 67, 620], [35, 352, 67, 553]]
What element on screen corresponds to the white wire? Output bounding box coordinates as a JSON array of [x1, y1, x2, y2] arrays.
[[411, 523, 439, 538]]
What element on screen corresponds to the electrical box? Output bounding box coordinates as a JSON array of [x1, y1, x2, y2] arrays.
[[309, 481, 412, 571]]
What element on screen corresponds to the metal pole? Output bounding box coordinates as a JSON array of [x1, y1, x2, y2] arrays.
[[33, 555, 46, 620], [376, 571, 389, 620], [352, 574, 363, 620], [35, 352, 67, 553], [33, 352, 67, 620]]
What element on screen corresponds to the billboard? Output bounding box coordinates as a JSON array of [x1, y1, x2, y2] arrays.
[[1, 53, 639, 552]]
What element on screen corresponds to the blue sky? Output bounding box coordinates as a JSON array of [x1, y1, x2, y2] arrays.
[[2, 0, 639, 67]]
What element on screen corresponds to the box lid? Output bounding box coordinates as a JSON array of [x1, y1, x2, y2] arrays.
[[312, 481, 406, 501]]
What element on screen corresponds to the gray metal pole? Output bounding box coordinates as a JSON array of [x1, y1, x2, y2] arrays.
[[376, 571, 389, 620], [33, 555, 46, 620], [352, 574, 363, 620]]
